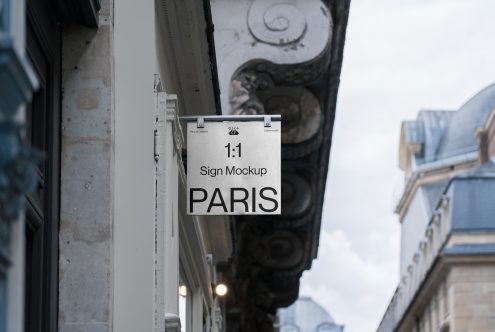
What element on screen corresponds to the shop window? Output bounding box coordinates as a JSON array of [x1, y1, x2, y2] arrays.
[[179, 269, 192, 332]]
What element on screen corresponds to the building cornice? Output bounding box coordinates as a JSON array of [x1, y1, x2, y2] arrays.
[[156, 0, 220, 117], [395, 152, 478, 218]]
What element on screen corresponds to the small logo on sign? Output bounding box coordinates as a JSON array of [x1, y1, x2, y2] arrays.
[[229, 127, 239, 135]]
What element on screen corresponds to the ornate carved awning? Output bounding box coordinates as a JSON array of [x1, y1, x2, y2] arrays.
[[211, 0, 350, 330]]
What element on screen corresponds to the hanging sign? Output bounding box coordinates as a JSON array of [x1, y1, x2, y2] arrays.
[[187, 116, 281, 215]]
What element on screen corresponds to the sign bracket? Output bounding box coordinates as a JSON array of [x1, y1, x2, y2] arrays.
[[179, 114, 281, 127], [264, 116, 271, 128]]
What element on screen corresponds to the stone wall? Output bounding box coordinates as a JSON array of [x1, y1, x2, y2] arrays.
[[388, 260, 495, 332], [58, 0, 114, 330], [411, 263, 495, 332], [449, 264, 495, 331], [414, 278, 451, 332]]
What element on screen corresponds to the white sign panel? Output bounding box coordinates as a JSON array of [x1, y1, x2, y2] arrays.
[[187, 120, 281, 215]]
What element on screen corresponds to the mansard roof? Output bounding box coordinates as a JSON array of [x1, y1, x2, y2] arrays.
[[437, 83, 495, 159], [421, 180, 448, 219], [399, 110, 453, 169], [400, 83, 495, 170]]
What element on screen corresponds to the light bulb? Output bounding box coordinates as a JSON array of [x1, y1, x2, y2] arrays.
[[179, 285, 188, 297], [215, 283, 228, 297]]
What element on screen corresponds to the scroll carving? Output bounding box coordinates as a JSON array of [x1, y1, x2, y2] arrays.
[[212, 0, 333, 113], [230, 72, 322, 156], [247, 1, 307, 46]]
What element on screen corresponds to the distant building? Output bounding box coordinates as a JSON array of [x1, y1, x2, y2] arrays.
[[377, 84, 495, 332], [278, 297, 344, 332]]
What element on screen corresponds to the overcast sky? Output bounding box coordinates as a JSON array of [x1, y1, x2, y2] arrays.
[[299, 0, 495, 331]]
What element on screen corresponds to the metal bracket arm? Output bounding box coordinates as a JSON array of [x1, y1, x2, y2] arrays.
[[179, 114, 281, 126]]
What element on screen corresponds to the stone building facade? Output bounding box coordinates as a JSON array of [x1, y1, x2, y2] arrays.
[[0, 0, 350, 331], [377, 84, 495, 332]]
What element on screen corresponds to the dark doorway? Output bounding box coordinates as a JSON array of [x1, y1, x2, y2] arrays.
[[24, 0, 61, 331]]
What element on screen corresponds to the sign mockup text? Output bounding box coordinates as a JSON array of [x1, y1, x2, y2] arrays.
[[187, 120, 281, 215]]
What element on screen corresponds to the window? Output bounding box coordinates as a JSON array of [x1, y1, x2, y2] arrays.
[[0, 0, 8, 33], [433, 295, 439, 329], [0, 246, 7, 332], [179, 269, 192, 332], [443, 283, 449, 317], [202, 304, 209, 332], [24, 0, 61, 330]]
